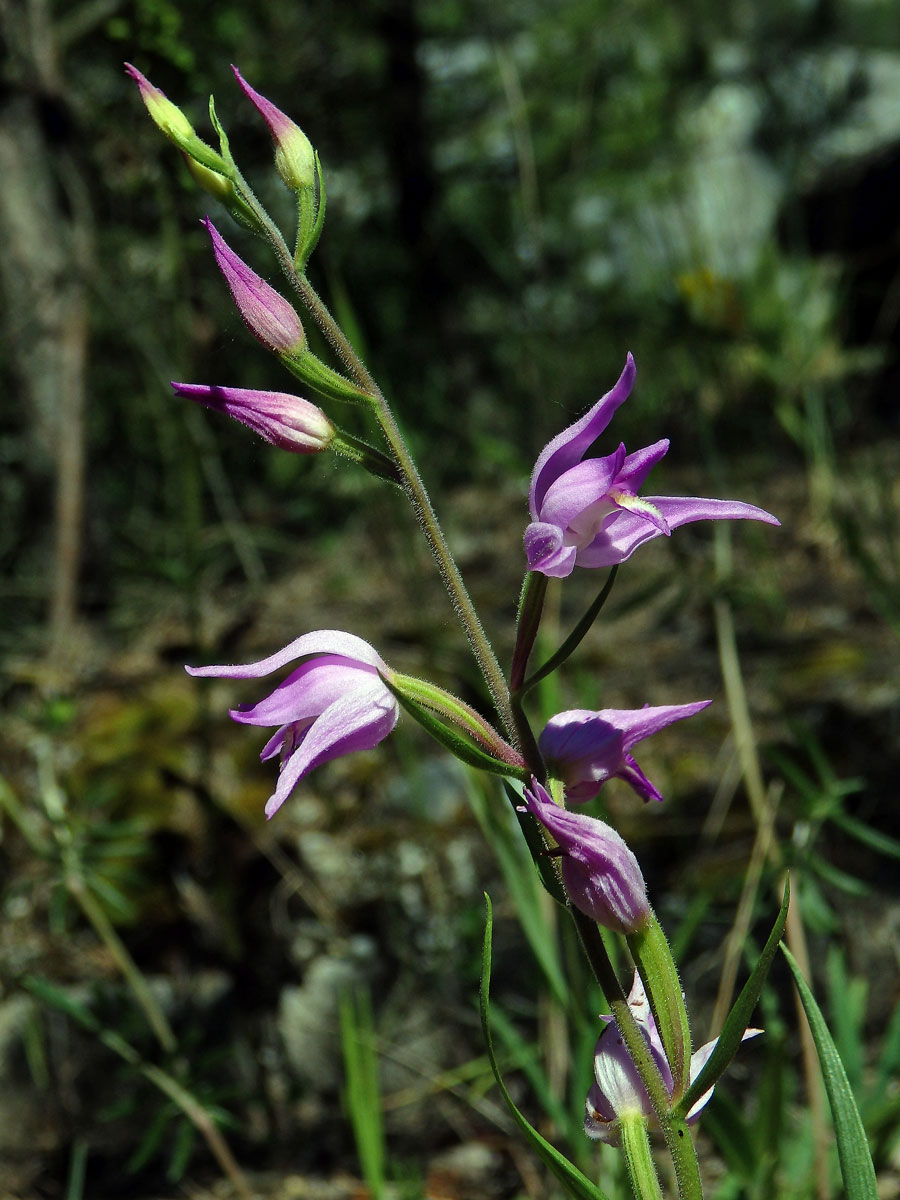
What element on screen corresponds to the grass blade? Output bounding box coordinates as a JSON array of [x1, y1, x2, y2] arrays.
[[781, 943, 878, 1200], [480, 893, 611, 1200], [675, 876, 790, 1118]]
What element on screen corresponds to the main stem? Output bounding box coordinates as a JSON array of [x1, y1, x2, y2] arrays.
[[253, 209, 516, 743]]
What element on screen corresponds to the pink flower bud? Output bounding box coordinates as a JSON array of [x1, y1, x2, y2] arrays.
[[522, 781, 650, 933], [232, 66, 316, 193], [171, 383, 334, 453], [204, 218, 305, 354]]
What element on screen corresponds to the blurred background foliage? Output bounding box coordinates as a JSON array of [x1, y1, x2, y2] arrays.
[[1, 0, 900, 1197]]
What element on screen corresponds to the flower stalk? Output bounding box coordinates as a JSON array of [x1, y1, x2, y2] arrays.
[[267, 231, 518, 742], [619, 1112, 664, 1200]]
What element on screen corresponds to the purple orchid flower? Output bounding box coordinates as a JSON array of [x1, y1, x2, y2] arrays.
[[525, 353, 780, 577], [171, 383, 334, 452], [186, 631, 399, 819], [522, 781, 650, 933], [539, 701, 712, 804], [585, 970, 761, 1143], [232, 65, 316, 193], [204, 217, 306, 354]]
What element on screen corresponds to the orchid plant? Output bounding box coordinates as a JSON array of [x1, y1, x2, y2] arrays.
[[128, 63, 878, 1200]]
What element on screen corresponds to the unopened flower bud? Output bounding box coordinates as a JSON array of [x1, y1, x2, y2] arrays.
[[126, 64, 229, 177], [172, 383, 334, 452], [204, 217, 306, 354], [232, 66, 316, 194], [126, 63, 195, 143], [522, 780, 650, 933]]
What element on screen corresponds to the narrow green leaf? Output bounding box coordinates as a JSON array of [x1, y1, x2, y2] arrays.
[[832, 811, 900, 860], [480, 894, 611, 1200], [675, 877, 790, 1118], [339, 987, 386, 1200], [23, 975, 101, 1034], [65, 1138, 89, 1200], [207, 95, 234, 168], [166, 1117, 196, 1182], [809, 855, 871, 898], [781, 943, 878, 1200], [522, 567, 618, 695]]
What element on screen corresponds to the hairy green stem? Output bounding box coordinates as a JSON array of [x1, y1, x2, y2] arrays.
[[620, 1111, 664, 1200], [239, 195, 516, 742]]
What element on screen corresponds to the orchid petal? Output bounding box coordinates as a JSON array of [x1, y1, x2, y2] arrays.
[[186, 629, 389, 680], [529, 354, 636, 517], [536, 446, 626, 531], [264, 681, 398, 818], [684, 1028, 763, 1122], [615, 438, 669, 493], [228, 657, 379, 725], [524, 522, 578, 577]]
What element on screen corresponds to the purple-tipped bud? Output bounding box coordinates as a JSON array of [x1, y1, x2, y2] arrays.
[[172, 383, 334, 452], [125, 63, 196, 144], [522, 781, 650, 933], [204, 218, 306, 354], [232, 66, 316, 193]]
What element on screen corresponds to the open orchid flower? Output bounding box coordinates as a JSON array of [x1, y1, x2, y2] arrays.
[[186, 631, 398, 819], [525, 353, 780, 577], [521, 781, 650, 933], [539, 701, 712, 804], [584, 970, 762, 1143]]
